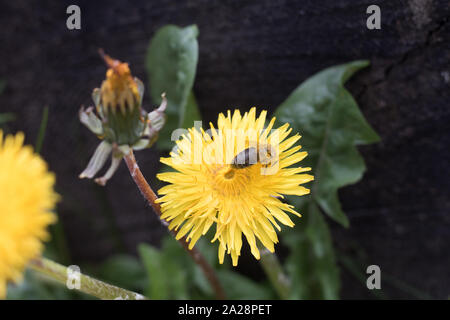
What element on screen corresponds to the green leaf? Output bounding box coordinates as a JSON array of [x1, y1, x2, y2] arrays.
[[284, 203, 340, 299], [190, 237, 221, 297], [146, 25, 201, 150], [275, 61, 380, 299], [138, 239, 191, 299], [138, 234, 275, 299], [0, 82, 15, 127], [35, 106, 49, 154], [97, 254, 146, 292], [275, 60, 379, 227], [181, 91, 202, 129], [138, 243, 169, 299], [0, 113, 15, 125], [217, 270, 275, 300], [159, 237, 191, 299]]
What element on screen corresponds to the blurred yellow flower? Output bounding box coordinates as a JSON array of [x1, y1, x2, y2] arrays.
[[0, 131, 58, 298], [156, 108, 313, 266]]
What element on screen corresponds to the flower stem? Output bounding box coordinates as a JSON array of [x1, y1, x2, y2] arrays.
[[123, 151, 226, 300], [258, 244, 291, 299], [28, 257, 146, 300]]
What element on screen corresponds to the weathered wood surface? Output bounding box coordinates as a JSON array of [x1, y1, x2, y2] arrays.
[[0, 0, 448, 298]]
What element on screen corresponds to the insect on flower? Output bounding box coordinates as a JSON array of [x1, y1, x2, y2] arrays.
[[156, 108, 314, 266], [231, 143, 277, 169]]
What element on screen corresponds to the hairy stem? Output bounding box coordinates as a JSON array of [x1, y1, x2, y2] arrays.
[[123, 151, 226, 299], [258, 244, 291, 299], [28, 257, 146, 300]]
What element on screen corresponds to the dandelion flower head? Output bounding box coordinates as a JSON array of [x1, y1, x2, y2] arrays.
[[0, 131, 58, 297], [156, 108, 314, 266]]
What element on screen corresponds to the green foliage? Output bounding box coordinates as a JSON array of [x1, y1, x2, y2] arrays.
[[138, 237, 198, 299], [97, 255, 146, 293], [146, 25, 202, 150], [182, 91, 202, 129], [0, 80, 16, 127], [283, 203, 339, 299], [35, 105, 72, 266], [0, 113, 14, 126], [137, 236, 223, 300], [35, 106, 49, 154], [137, 235, 274, 300], [139, 243, 171, 299], [217, 270, 276, 300], [275, 61, 380, 227], [274, 61, 380, 299]]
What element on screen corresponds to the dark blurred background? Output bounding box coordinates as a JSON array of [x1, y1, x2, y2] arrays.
[[0, 0, 448, 299]]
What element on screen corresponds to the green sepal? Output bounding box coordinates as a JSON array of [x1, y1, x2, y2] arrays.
[[102, 106, 147, 146]]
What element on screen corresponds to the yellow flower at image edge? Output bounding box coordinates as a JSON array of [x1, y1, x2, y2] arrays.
[[0, 131, 58, 298], [156, 108, 314, 266]]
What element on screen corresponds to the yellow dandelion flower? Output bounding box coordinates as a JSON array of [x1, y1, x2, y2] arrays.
[[0, 131, 58, 298], [156, 107, 314, 266]]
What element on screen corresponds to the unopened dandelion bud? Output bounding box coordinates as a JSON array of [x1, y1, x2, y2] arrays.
[[78, 51, 167, 185]]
